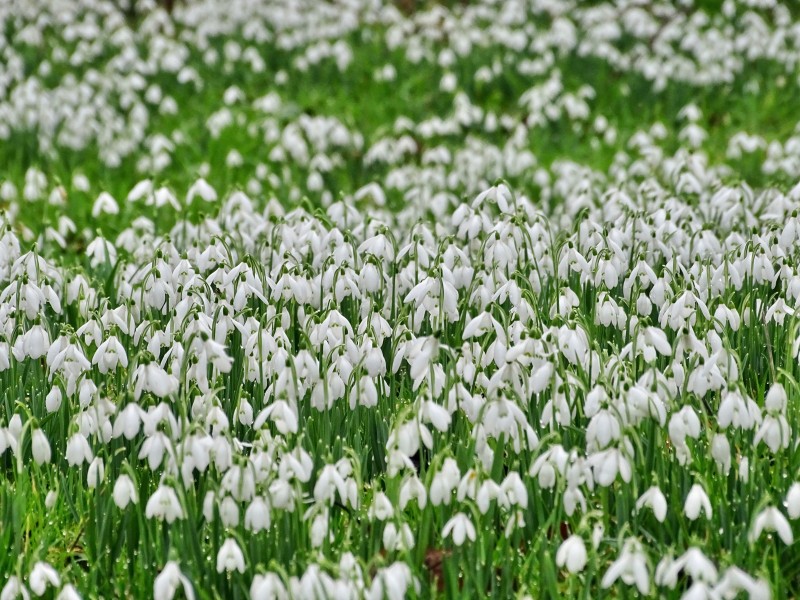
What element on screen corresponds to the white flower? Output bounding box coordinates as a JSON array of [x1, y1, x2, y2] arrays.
[[45, 387, 62, 413], [31, 429, 51, 465], [501, 472, 528, 509], [65, 433, 93, 466], [765, 383, 787, 413], [1, 576, 29, 600], [113, 475, 138, 509], [29, 562, 60, 596], [219, 496, 239, 527], [133, 363, 179, 400], [244, 497, 271, 532], [714, 566, 770, 600], [738, 456, 750, 483], [399, 475, 427, 510], [87, 457, 105, 488], [128, 179, 153, 203], [368, 492, 394, 521], [749, 507, 794, 545], [55, 585, 81, 600], [383, 522, 415, 551], [442, 512, 476, 546], [601, 538, 650, 595], [430, 458, 460, 506], [85, 237, 117, 268], [656, 548, 717, 588], [187, 178, 217, 204], [309, 509, 330, 548], [684, 484, 712, 521], [153, 186, 180, 210], [636, 486, 667, 522], [216, 538, 246, 573], [93, 336, 128, 373], [92, 192, 119, 217], [754, 414, 791, 453], [786, 483, 800, 520], [145, 485, 184, 523], [589, 447, 632, 487], [250, 573, 288, 600], [12, 325, 50, 360], [154, 561, 195, 600], [556, 535, 588, 574], [710, 434, 731, 475], [367, 562, 418, 600]]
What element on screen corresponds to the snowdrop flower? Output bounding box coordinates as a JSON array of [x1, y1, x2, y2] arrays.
[[219, 496, 239, 527], [589, 447, 632, 487], [145, 485, 184, 523], [309, 508, 330, 548], [187, 178, 217, 204], [85, 237, 117, 268], [127, 179, 153, 203], [250, 572, 288, 600], [154, 561, 195, 600], [113, 475, 138, 509], [367, 562, 419, 600], [55, 585, 81, 600], [65, 433, 93, 466], [714, 566, 770, 600], [92, 192, 119, 217], [430, 458, 460, 506], [45, 387, 62, 413], [28, 562, 60, 596], [556, 535, 588, 574], [368, 492, 394, 521], [786, 483, 800, 520], [399, 474, 427, 510], [12, 324, 50, 360], [749, 506, 794, 545], [93, 336, 128, 373], [87, 457, 105, 488], [684, 484, 712, 521], [717, 390, 759, 430], [501, 472, 528, 509], [601, 538, 650, 595], [1, 576, 28, 600], [31, 429, 51, 465], [636, 486, 667, 522], [754, 413, 791, 453], [383, 522, 415, 551], [668, 406, 701, 447], [216, 538, 246, 573], [738, 456, 750, 483], [656, 548, 717, 588], [153, 187, 180, 210], [710, 434, 731, 475], [765, 383, 787, 413], [133, 363, 179, 400], [244, 497, 271, 532], [442, 512, 476, 546]]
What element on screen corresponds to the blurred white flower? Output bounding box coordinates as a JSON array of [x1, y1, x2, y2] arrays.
[[113, 475, 139, 509], [636, 486, 667, 523], [556, 535, 588, 574], [442, 512, 476, 546], [154, 561, 194, 600], [216, 538, 246, 573], [684, 484, 712, 521], [749, 507, 793, 545]]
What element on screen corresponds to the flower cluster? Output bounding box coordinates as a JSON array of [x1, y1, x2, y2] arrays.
[[1, 0, 800, 598]]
